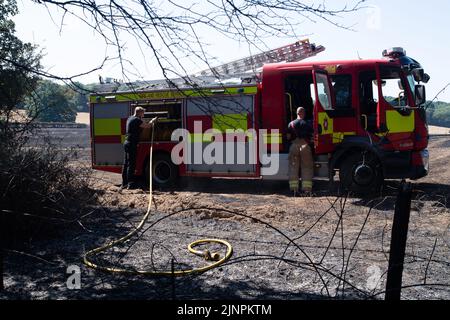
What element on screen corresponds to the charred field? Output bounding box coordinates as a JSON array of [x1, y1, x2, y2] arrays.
[[1, 127, 449, 300]]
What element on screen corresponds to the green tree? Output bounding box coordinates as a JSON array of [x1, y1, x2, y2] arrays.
[[26, 80, 77, 122], [424, 101, 450, 127], [64, 82, 89, 112], [0, 0, 41, 123], [0, 1, 93, 241]]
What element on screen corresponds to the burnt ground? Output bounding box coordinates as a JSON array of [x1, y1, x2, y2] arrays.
[[1, 130, 449, 300]]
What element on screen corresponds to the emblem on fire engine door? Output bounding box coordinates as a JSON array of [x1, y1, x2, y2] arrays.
[[323, 118, 329, 131]]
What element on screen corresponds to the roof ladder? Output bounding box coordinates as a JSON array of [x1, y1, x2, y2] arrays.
[[196, 38, 325, 78]]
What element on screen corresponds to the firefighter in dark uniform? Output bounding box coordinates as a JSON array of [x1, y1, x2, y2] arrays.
[[287, 107, 314, 195], [121, 107, 157, 189]]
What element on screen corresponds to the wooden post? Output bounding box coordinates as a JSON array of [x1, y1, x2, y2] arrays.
[[0, 210, 4, 291], [385, 181, 412, 300], [171, 258, 175, 300]]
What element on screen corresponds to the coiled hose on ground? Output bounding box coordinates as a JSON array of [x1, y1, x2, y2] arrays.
[[83, 119, 233, 276]]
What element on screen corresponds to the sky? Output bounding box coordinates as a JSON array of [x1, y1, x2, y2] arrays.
[[12, 0, 450, 102]]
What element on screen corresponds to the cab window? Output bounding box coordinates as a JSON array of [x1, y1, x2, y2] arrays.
[[359, 70, 378, 132], [331, 75, 352, 109], [310, 73, 333, 110], [379, 66, 410, 108]]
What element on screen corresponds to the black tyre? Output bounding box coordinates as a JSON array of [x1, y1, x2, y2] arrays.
[[339, 152, 383, 194], [145, 153, 178, 188]]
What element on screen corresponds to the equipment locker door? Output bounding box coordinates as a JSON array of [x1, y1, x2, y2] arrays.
[[312, 68, 336, 154], [185, 95, 257, 176], [91, 102, 130, 170]]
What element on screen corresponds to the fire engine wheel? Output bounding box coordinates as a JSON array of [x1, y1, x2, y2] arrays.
[[339, 152, 383, 194], [145, 153, 178, 187]]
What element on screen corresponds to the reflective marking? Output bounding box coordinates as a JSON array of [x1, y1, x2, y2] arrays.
[[90, 87, 258, 103], [94, 118, 121, 136], [289, 180, 299, 190], [302, 180, 313, 188], [324, 65, 337, 74], [386, 110, 415, 133], [332, 132, 356, 144], [263, 133, 283, 144], [213, 113, 248, 132], [318, 112, 333, 135]]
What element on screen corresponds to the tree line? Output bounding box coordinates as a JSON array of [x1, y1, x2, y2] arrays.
[[23, 80, 89, 122], [426, 101, 450, 128]]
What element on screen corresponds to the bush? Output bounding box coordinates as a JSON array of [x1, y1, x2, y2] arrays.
[[0, 125, 96, 245]]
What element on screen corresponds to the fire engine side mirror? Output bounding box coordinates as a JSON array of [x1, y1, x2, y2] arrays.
[[412, 68, 425, 82], [411, 68, 431, 84], [415, 85, 426, 106]]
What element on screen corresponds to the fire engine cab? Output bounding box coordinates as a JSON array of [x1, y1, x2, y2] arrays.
[[89, 41, 430, 194]]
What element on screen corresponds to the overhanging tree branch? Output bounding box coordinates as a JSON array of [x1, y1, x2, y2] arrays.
[[29, 0, 365, 82]]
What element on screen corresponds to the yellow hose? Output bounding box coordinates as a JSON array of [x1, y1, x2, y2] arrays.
[[83, 120, 233, 276]]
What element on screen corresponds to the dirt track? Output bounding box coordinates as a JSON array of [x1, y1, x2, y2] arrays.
[[1, 135, 449, 300]]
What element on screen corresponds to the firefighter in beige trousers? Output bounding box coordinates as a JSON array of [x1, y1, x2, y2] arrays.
[[287, 107, 314, 195]]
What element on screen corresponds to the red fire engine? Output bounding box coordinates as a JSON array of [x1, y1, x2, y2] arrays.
[[89, 40, 429, 193]]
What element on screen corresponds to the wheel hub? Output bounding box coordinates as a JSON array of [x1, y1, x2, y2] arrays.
[[353, 163, 374, 186], [154, 161, 171, 183]]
